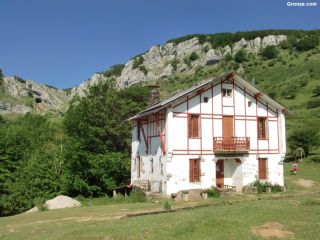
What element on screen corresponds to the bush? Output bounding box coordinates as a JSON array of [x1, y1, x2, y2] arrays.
[[280, 40, 292, 49], [307, 156, 320, 163], [295, 36, 319, 51], [253, 180, 265, 193], [189, 52, 199, 61], [129, 187, 146, 202], [163, 200, 171, 211], [132, 56, 144, 69], [234, 48, 248, 63], [288, 128, 320, 156], [183, 57, 192, 68], [207, 188, 220, 198], [306, 99, 320, 109], [261, 46, 279, 59], [312, 86, 320, 96], [281, 85, 296, 99], [271, 184, 282, 193], [171, 59, 179, 71], [224, 53, 233, 62], [103, 64, 125, 77], [138, 65, 148, 75]]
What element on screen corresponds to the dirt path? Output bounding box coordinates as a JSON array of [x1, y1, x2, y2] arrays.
[[251, 222, 294, 239], [293, 178, 315, 188]]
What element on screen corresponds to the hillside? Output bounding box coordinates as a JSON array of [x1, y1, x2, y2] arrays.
[[0, 74, 70, 115]]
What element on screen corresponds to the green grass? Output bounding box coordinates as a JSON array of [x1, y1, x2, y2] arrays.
[[1, 161, 319, 240]]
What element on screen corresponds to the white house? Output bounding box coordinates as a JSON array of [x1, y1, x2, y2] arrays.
[[129, 73, 286, 195]]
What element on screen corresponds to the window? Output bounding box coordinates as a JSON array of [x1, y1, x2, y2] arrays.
[[222, 88, 232, 98], [258, 117, 268, 139], [258, 158, 267, 180], [189, 159, 201, 182], [248, 101, 253, 107], [188, 114, 200, 138], [203, 97, 209, 103]]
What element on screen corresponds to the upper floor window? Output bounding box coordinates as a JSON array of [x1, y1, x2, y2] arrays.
[[222, 88, 232, 98], [188, 114, 200, 138], [203, 97, 209, 103], [258, 117, 268, 139], [248, 101, 253, 107]]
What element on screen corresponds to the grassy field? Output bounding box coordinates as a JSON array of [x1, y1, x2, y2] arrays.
[[0, 161, 319, 240]]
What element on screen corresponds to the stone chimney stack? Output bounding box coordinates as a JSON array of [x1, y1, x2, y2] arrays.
[[147, 84, 160, 106]]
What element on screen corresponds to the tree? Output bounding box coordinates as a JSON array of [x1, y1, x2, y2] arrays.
[[234, 49, 248, 63], [63, 79, 149, 196], [288, 128, 320, 156], [261, 46, 279, 59], [295, 36, 319, 51]]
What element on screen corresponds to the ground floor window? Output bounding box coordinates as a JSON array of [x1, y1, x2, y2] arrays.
[[258, 158, 267, 180], [189, 158, 201, 182]]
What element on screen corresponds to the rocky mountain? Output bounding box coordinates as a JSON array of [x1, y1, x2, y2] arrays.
[[71, 34, 287, 96], [0, 75, 70, 115]]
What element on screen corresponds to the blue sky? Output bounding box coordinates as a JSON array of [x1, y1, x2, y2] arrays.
[[0, 0, 319, 89]]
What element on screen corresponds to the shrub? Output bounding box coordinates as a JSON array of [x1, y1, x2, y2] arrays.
[[307, 156, 320, 163], [189, 52, 199, 61], [224, 53, 233, 62], [261, 46, 279, 59], [163, 200, 171, 211], [253, 180, 265, 193], [103, 64, 125, 77], [207, 188, 220, 198], [234, 48, 248, 63], [298, 79, 308, 87], [281, 85, 296, 99], [183, 57, 192, 68], [279, 40, 292, 49], [295, 36, 319, 51], [138, 65, 148, 75], [132, 56, 144, 69], [306, 99, 320, 109], [129, 187, 146, 202], [312, 86, 320, 96], [202, 46, 210, 53], [271, 184, 282, 193], [171, 59, 179, 71], [288, 128, 320, 156]]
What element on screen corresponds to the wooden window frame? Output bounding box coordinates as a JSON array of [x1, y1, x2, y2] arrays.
[[188, 114, 200, 138], [189, 158, 201, 183], [222, 88, 232, 98], [257, 117, 268, 140]]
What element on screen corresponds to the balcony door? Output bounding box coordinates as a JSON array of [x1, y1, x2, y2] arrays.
[[223, 116, 234, 137]]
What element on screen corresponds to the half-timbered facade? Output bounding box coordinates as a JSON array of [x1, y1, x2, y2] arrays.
[[129, 73, 286, 195]]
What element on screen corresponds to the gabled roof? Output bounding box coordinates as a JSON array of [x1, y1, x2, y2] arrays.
[[128, 73, 286, 121]]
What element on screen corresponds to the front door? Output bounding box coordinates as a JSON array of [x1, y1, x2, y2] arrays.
[[216, 160, 224, 188], [258, 158, 267, 180]]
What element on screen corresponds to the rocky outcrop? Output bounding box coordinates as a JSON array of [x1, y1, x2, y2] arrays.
[[0, 76, 70, 115], [71, 35, 287, 96]]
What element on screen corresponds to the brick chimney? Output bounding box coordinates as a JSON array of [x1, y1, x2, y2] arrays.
[[147, 84, 160, 106]]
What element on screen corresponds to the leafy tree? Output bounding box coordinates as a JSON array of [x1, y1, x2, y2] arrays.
[[234, 49, 248, 63], [295, 36, 319, 51], [224, 53, 233, 62], [288, 128, 320, 156], [63, 80, 148, 196], [279, 40, 292, 49], [261, 46, 279, 59]]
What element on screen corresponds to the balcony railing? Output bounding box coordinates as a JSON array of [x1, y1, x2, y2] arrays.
[[213, 137, 250, 152]]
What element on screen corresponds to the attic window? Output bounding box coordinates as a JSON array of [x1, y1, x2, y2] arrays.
[[203, 97, 209, 103], [248, 101, 253, 107], [222, 88, 232, 98]]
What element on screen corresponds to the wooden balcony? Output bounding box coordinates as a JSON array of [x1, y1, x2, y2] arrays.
[[213, 137, 250, 152]]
